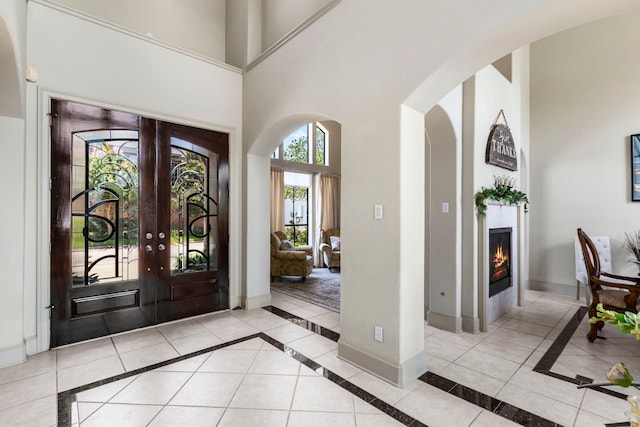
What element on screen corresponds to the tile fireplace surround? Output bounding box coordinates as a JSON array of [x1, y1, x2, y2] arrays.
[[0, 288, 633, 427]]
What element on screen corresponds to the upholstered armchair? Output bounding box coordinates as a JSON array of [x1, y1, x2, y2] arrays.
[[274, 231, 313, 257], [270, 232, 313, 281], [319, 228, 340, 271]]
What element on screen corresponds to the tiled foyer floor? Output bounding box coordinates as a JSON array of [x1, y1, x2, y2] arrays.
[[0, 290, 636, 427]]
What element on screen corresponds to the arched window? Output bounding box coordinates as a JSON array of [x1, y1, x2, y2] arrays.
[[273, 122, 329, 166]]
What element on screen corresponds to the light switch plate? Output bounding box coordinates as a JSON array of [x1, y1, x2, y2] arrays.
[[442, 202, 449, 213], [374, 204, 383, 219], [374, 325, 383, 342]]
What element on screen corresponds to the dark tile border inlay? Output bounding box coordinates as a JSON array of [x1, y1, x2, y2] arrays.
[[57, 303, 611, 427], [57, 329, 424, 426], [264, 305, 564, 427], [533, 306, 629, 400]]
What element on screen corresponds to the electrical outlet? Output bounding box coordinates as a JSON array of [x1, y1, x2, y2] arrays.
[[374, 325, 383, 342], [442, 202, 449, 213]]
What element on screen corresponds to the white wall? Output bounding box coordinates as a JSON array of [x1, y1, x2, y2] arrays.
[[243, 0, 640, 386], [530, 11, 640, 294], [0, 0, 27, 366], [0, 0, 26, 118], [261, 0, 331, 50], [46, 0, 226, 61], [21, 2, 243, 358]]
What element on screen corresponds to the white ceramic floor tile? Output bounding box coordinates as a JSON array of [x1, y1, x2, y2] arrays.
[[580, 388, 631, 422], [169, 372, 244, 407], [211, 323, 260, 342], [248, 349, 301, 375], [81, 402, 162, 427], [57, 355, 124, 392], [76, 375, 138, 403], [244, 314, 291, 331], [157, 318, 210, 341], [110, 371, 192, 405], [287, 333, 338, 358], [355, 413, 406, 427], [197, 348, 258, 373], [291, 375, 355, 412], [154, 353, 208, 372], [217, 408, 289, 427], [314, 350, 363, 379], [469, 410, 521, 426], [508, 367, 585, 407], [119, 342, 180, 371], [495, 383, 578, 426], [394, 383, 482, 427], [440, 363, 506, 397], [229, 374, 297, 410], [56, 338, 117, 370], [77, 401, 102, 424], [453, 349, 520, 382], [0, 351, 56, 385], [501, 318, 553, 338], [0, 394, 57, 427], [264, 323, 314, 343], [473, 336, 534, 364], [111, 327, 167, 354], [424, 336, 470, 362], [148, 406, 225, 427], [0, 371, 56, 412], [348, 371, 420, 405], [168, 330, 224, 355], [288, 411, 356, 427]]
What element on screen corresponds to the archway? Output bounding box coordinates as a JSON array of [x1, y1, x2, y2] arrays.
[[424, 102, 461, 332], [244, 113, 340, 310]]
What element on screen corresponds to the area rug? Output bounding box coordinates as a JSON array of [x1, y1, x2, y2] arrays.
[[271, 268, 340, 312]]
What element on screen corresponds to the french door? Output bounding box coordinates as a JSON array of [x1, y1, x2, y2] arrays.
[[50, 100, 229, 347]]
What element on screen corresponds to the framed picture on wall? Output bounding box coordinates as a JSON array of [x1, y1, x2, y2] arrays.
[[633, 134, 640, 201]]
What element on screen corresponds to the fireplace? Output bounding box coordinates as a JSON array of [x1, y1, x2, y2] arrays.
[[489, 227, 512, 297]]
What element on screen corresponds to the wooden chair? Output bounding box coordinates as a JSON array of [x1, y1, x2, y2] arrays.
[[577, 228, 640, 342]]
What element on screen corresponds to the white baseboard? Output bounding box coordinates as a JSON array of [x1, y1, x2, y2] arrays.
[[528, 280, 575, 298], [337, 340, 428, 387], [24, 335, 38, 355], [427, 311, 462, 333], [0, 342, 26, 368], [462, 316, 480, 333], [242, 293, 272, 310]]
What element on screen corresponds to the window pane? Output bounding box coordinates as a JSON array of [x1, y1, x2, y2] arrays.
[[315, 126, 326, 165], [282, 125, 308, 163], [284, 185, 309, 245], [169, 142, 218, 275], [71, 130, 140, 287]]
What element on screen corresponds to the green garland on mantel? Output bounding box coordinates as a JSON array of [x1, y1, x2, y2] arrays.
[[475, 176, 529, 217]]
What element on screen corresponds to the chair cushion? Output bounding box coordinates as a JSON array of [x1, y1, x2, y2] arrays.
[[280, 240, 294, 250], [597, 289, 633, 310], [330, 236, 341, 251]]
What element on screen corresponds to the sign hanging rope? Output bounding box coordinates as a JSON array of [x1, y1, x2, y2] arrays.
[[485, 109, 517, 171]]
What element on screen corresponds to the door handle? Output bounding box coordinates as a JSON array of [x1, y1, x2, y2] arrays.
[[158, 244, 166, 251], [145, 245, 153, 252]]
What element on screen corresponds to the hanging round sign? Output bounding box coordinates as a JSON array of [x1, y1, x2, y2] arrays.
[[485, 112, 517, 171]]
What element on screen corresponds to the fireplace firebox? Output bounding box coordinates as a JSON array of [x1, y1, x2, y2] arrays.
[[489, 227, 512, 297]]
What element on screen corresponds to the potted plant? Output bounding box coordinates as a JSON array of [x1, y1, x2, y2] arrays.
[[625, 230, 640, 273]]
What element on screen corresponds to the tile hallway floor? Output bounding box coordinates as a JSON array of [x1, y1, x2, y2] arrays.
[[0, 290, 634, 426]]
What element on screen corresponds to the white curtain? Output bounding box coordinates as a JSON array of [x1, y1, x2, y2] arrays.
[[270, 167, 284, 233], [315, 173, 340, 266]]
